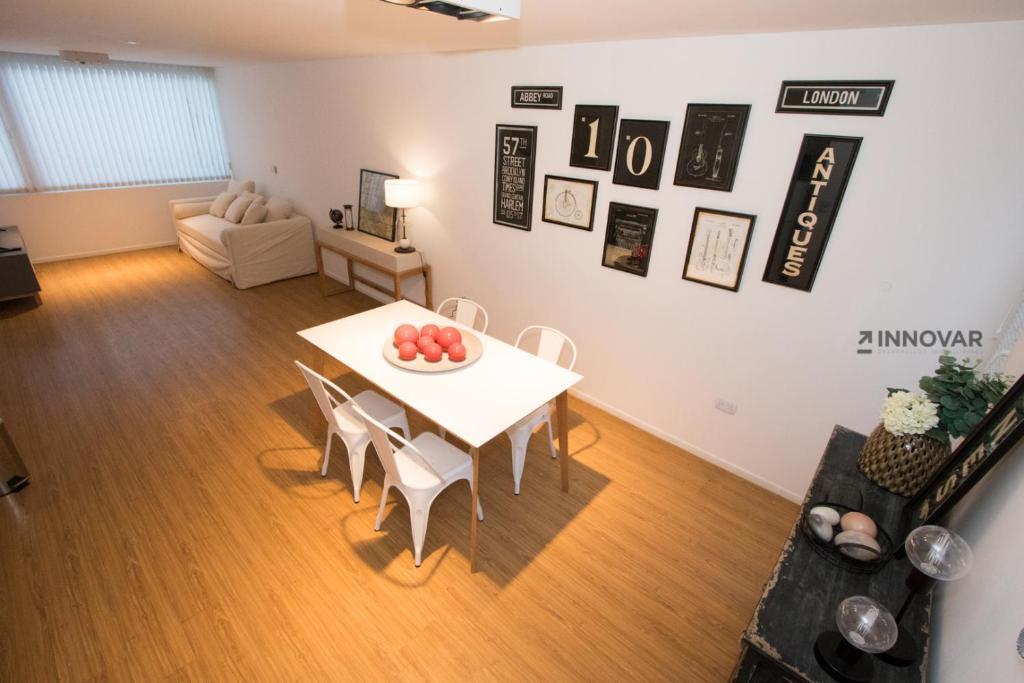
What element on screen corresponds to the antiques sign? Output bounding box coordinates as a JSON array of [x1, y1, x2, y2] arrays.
[[762, 134, 861, 291], [511, 86, 563, 110], [776, 81, 894, 116], [493, 124, 537, 231], [903, 375, 1024, 537]]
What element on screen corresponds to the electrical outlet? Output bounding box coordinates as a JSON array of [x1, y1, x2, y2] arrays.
[[715, 399, 738, 415]]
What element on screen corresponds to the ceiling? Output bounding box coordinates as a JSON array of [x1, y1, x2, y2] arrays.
[[1, 0, 1022, 66]]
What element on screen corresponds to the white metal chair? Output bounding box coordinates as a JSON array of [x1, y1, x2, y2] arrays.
[[351, 402, 483, 567], [436, 297, 489, 334], [294, 361, 410, 503], [506, 326, 578, 495]]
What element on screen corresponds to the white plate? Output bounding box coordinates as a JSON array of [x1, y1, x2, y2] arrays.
[[382, 330, 483, 373]]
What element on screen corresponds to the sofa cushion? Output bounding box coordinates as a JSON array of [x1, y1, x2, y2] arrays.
[[224, 194, 256, 223], [209, 192, 237, 218], [177, 213, 231, 257], [227, 179, 256, 194], [241, 202, 268, 225], [265, 196, 293, 221]]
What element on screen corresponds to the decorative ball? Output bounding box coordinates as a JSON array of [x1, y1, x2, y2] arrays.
[[394, 324, 419, 346], [447, 342, 467, 362], [423, 343, 443, 363], [810, 506, 841, 526], [416, 335, 436, 353], [420, 324, 440, 339], [436, 326, 462, 350], [834, 530, 882, 562], [397, 341, 418, 361], [840, 512, 878, 539]]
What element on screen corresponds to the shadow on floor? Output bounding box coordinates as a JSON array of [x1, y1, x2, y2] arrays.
[[266, 377, 609, 587]]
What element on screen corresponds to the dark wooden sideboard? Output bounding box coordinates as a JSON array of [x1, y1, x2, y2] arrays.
[[731, 426, 931, 683], [0, 226, 41, 303]]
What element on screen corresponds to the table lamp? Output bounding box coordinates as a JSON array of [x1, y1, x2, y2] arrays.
[[814, 596, 898, 683], [878, 525, 973, 667], [385, 179, 420, 254]]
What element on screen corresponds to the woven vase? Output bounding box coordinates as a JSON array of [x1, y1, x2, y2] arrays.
[[857, 424, 950, 496]]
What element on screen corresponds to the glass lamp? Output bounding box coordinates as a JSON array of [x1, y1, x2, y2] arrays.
[[384, 179, 420, 254], [879, 525, 973, 666], [814, 596, 898, 683]]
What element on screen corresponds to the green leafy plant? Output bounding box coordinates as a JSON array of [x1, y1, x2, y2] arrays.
[[916, 353, 1011, 441]]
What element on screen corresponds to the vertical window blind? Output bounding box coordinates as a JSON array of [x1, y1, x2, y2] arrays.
[[0, 52, 230, 193]]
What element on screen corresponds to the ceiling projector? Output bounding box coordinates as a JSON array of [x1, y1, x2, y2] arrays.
[[379, 0, 520, 22]]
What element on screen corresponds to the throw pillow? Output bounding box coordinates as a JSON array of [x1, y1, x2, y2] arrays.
[[240, 202, 268, 225], [265, 197, 293, 222], [227, 179, 256, 194], [224, 194, 256, 223], [209, 192, 237, 218]]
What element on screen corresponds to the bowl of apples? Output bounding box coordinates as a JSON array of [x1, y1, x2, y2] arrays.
[[383, 322, 483, 372]]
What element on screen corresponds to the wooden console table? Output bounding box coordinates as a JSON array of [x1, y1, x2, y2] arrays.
[[731, 426, 931, 683], [315, 228, 432, 309], [0, 226, 41, 303]]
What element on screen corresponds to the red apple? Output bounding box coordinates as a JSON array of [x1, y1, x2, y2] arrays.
[[397, 341, 418, 361], [394, 324, 419, 346], [423, 343, 443, 363], [416, 335, 435, 353], [436, 326, 462, 350], [420, 323, 440, 339], [447, 342, 467, 362]]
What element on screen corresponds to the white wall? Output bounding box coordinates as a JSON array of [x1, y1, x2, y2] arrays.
[[0, 181, 225, 262], [215, 21, 1024, 500]]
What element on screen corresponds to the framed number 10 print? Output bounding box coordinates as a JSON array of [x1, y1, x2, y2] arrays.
[[570, 105, 618, 171], [612, 119, 670, 190]]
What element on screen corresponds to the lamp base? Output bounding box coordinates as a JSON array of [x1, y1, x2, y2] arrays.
[[394, 245, 416, 254], [814, 632, 874, 683], [875, 627, 917, 667]]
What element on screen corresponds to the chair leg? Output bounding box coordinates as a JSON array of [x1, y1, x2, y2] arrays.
[[375, 478, 391, 531], [349, 440, 368, 503], [409, 498, 431, 567], [509, 431, 529, 495], [468, 479, 483, 521], [546, 417, 557, 459], [321, 430, 333, 477]]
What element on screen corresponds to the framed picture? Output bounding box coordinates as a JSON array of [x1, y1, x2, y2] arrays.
[[542, 175, 597, 231], [602, 202, 658, 277], [902, 375, 1024, 538], [612, 119, 670, 190], [763, 134, 862, 292], [570, 105, 618, 171], [358, 169, 398, 242], [511, 86, 563, 110], [682, 208, 756, 291], [777, 81, 894, 116], [493, 124, 537, 231], [673, 104, 750, 192]]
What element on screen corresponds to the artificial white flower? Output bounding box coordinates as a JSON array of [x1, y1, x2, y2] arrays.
[[881, 391, 940, 436]]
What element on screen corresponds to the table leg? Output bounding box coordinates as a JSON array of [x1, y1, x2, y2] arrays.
[[469, 445, 480, 572], [393, 273, 403, 304], [315, 245, 327, 297], [556, 391, 570, 492], [423, 265, 433, 310]]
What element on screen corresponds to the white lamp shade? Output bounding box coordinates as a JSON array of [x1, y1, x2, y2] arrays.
[[384, 179, 420, 209]]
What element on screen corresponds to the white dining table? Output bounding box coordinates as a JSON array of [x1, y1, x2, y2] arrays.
[[297, 300, 583, 571]]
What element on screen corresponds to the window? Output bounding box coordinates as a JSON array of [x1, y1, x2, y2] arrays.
[[0, 52, 230, 193]]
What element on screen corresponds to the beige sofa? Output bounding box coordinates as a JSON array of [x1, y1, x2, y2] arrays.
[[169, 191, 316, 290]]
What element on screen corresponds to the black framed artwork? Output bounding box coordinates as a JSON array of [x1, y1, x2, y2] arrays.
[[569, 105, 618, 171], [902, 375, 1024, 539], [762, 134, 862, 292], [612, 119, 670, 190], [682, 208, 756, 292], [673, 104, 751, 192], [601, 202, 658, 277], [358, 169, 398, 242], [777, 81, 894, 116], [511, 86, 563, 110], [493, 124, 538, 231], [542, 175, 598, 231]]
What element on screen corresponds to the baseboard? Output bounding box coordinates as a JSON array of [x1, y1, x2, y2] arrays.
[[31, 239, 179, 264], [569, 388, 803, 503]]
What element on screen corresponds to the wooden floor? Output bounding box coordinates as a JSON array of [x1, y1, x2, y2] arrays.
[[0, 248, 797, 682]]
